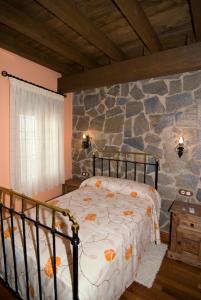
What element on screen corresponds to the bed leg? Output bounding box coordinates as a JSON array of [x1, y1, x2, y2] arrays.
[[71, 232, 80, 300]]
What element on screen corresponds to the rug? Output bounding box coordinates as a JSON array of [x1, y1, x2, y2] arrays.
[[135, 243, 168, 288]]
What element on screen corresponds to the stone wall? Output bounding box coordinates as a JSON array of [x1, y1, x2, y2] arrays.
[[72, 70, 201, 232]]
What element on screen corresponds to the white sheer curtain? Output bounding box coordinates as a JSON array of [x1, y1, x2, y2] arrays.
[[10, 78, 65, 196]]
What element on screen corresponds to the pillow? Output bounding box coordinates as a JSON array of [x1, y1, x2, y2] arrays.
[[80, 176, 161, 216]]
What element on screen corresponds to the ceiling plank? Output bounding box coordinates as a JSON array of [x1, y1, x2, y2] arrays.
[[114, 0, 162, 52], [0, 27, 73, 75], [0, 0, 97, 68], [58, 42, 201, 93], [36, 0, 126, 61], [189, 0, 201, 41]]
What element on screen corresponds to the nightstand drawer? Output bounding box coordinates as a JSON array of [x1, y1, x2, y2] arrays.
[[180, 219, 201, 231], [177, 226, 201, 256]]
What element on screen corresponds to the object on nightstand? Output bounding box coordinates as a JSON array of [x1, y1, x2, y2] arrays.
[[168, 200, 201, 268], [62, 178, 83, 194]]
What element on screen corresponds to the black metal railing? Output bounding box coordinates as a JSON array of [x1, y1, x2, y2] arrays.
[[93, 151, 159, 190]]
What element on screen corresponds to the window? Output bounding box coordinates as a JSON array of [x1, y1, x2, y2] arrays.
[[10, 78, 64, 196]]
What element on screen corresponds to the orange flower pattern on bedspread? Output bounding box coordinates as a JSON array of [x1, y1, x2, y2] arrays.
[[4, 226, 17, 238], [83, 197, 92, 202], [44, 257, 61, 278], [106, 192, 115, 198], [130, 191, 138, 198], [95, 180, 102, 188], [146, 207, 153, 217], [125, 245, 132, 260], [1, 176, 161, 300], [104, 249, 116, 262], [85, 213, 97, 221], [123, 210, 134, 216]]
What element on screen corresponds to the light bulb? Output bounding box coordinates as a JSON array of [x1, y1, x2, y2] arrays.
[[179, 136, 184, 144], [83, 133, 86, 139]]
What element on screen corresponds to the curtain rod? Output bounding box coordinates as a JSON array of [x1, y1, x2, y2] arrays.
[[1, 70, 64, 97]]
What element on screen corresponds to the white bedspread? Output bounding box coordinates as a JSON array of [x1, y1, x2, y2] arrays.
[[0, 176, 161, 300]]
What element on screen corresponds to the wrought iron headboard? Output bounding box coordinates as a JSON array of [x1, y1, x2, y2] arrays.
[[92, 150, 159, 190]]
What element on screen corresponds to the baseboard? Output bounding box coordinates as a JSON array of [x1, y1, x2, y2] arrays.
[[160, 231, 169, 245]]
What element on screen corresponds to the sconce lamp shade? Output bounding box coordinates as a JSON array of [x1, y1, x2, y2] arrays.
[[82, 134, 90, 149], [176, 136, 184, 158]]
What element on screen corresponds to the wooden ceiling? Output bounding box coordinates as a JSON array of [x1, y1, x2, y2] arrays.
[[0, 0, 201, 93]]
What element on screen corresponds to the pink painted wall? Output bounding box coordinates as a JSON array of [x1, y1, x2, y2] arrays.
[[0, 48, 72, 200]]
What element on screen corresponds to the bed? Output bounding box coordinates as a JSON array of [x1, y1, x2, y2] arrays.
[[0, 151, 160, 300]]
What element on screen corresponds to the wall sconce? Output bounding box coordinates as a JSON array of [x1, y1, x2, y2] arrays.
[[82, 133, 91, 149], [176, 136, 184, 158]]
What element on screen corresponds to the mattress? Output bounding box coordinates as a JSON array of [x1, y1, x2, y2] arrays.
[[0, 176, 161, 300]]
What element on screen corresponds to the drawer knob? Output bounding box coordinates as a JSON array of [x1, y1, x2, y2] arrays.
[[190, 223, 194, 228], [177, 241, 181, 245]]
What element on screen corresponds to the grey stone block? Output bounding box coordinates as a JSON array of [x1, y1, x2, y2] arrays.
[[73, 105, 85, 116], [105, 96, 115, 109], [142, 80, 168, 95], [183, 72, 201, 90], [149, 114, 174, 133], [97, 104, 105, 114], [145, 145, 163, 159], [104, 114, 124, 133], [166, 92, 193, 112], [158, 173, 174, 186], [113, 133, 123, 146], [145, 133, 161, 144], [144, 96, 165, 114], [84, 94, 100, 110], [124, 118, 132, 137], [130, 84, 144, 100], [87, 109, 98, 118], [90, 115, 105, 131], [126, 101, 143, 118], [134, 113, 149, 135], [76, 116, 89, 131], [169, 79, 182, 95], [116, 97, 129, 105], [106, 106, 123, 117], [124, 136, 144, 151], [108, 85, 120, 96]]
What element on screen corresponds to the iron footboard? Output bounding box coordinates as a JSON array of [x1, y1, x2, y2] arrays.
[[0, 187, 79, 300]]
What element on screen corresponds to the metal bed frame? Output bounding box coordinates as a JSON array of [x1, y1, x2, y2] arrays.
[[0, 151, 159, 300]]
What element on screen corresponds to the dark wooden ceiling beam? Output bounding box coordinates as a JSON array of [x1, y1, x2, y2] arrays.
[[58, 42, 201, 93], [36, 0, 126, 61], [189, 0, 201, 41], [114, 0, 162, 52], [0, 0, 97, 68], [0, 27, 73, 75]]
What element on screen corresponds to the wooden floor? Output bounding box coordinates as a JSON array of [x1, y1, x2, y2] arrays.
[[0, 255, 201, 300]]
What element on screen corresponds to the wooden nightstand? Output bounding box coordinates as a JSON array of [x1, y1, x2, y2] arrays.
[[168, 200, 201, 268], [62, 178, 83, 194]]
